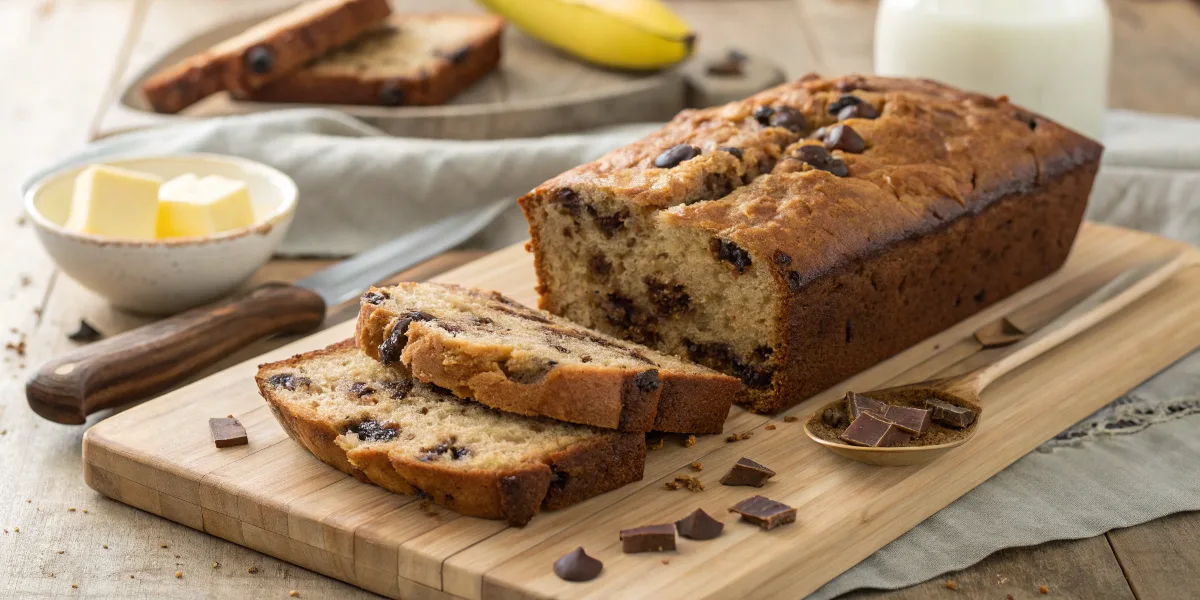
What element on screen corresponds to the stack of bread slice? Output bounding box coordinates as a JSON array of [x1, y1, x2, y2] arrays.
[[142, 0, 504, 113], [256, 283, 742, 526]]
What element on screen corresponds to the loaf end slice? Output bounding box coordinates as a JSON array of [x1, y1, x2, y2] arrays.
[[256, 339, 645, 526], [354, 283, 742, 434], [239, 13, 504, 107]]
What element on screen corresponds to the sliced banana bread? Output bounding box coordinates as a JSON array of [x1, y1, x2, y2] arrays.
[[256, 340, 645, 526], [519, 74, 1103, 414], [141, 0, 393, 113], [238, 13, 504, 107], [354, 283, 742, 434]]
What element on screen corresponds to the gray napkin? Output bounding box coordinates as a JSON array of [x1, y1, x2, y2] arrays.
[[34, 108, 1200, 597]]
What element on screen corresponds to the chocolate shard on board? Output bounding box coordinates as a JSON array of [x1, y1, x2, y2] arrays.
[[675, 508, 725, 540], [209, 417, 248, 448], [719, 457, 776, 487], [728, 495, 796, 530], [882, 405, 932, 436], [553, 547, 604, 582], [838, 412, 913, 447], [926, 398, 977, 429], [846, 391, 888, 419], [620, 523, 677, 553]]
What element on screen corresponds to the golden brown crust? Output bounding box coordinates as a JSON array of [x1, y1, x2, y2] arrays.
[[239, 13, 504, 107], [255, 339, 645, 526], [141, 0, 392, 113]]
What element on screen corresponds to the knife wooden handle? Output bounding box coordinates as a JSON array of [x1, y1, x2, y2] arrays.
[[26, 283, 326, 425]]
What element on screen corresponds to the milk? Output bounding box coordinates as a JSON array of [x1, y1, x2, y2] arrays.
[[874, 0, 1110, 138]]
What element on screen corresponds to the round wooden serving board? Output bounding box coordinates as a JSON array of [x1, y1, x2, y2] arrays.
[[106, 11, 692, 140]]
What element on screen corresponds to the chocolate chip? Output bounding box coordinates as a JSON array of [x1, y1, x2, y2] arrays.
[[823, 124, 865, 153], [635, 370, 661, 393], [266, 373, 310, 391], [710, 238, 752, 273], [772, 251, 792, 266], [245, 46, 274, 74], [451, 446, 471, 460], [645, 277, 690, 316], [362, 290, 389, 305], [785, 270, 802, 292], [439, 46, 470, 64], [827, 94, 863, 115], [752, 105, 775, 126], [794, 145, 849, 177], [554, 547, 603, 582], [67, 320, 102, 343], [675, 508, 724, 540], [349, 383, 375, 398], [349, 420, 398, 443], [768, 106, 808, 133], [382, 380, 413, 399], [379, 83, 405, 107], [620, 523, 676, 553], [586, 206, 629, 238], [378, 311, 434, 365], [654, 144, 702, 169], [580, 355, 593, 363], [720, 457, 776, 487], [551, 344, 569, 354], [728, 495, 796, 530], [555, 188, 582, 216], [838, 102, 878, 121], [718, 146, 744, 159]]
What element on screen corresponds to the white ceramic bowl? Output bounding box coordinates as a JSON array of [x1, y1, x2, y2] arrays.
[[24, 154, 297, 315]]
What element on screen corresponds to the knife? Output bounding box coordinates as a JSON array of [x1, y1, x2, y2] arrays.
[[26, 200, 511, 425]]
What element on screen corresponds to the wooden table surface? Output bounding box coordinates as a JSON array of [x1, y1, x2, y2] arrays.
[[2, 0, 1198, 598]]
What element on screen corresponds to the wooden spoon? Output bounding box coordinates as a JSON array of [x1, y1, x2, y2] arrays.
[[805, 254, 1192, 466]]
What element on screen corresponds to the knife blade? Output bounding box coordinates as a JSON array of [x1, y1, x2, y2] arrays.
[[26, 200, 512, 425]]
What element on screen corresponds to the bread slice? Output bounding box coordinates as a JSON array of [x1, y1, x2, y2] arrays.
[[354, 283, 742, 434], [239, 13, 504, 107], [256, 340, 645, 526], [141, 0, 392, 114]]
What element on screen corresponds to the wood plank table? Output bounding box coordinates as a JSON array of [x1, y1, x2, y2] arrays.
[[2, 1, 1199, 598]]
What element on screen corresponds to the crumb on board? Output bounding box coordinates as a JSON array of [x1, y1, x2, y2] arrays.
[[783, 416, 799, 423], [648, 436, 665, 451], [71, 584, 78, 589], [674, 474, 704, 492], [248, 566, 260, 574], [945, 579, 958, 590], [68, 508, 76, 512], [56, 550, 64, 555], [660, 559, 670, 565], [102, 545, 108, 550], [13, 526, 18, 533], [664, 481, 681, 490], [175, 571, 182, 579], [1040, 585, 1050, 594], [160, 543, 168, 548], [290, 592, 301, 598], [689, 461, 703, 471], [765, 424, 776, 430], [82, 509, 87, 514], [725, 432, 752, 442], [684, 435, 696, 447], [212, 562, 220, 569], [1007, 595, 1015, 600]]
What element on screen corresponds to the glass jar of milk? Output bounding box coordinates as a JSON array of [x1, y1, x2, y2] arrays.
[[874, 0, 1110, 139]]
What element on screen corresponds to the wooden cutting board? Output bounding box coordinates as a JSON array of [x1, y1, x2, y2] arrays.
[[82, 223, 1200, 600]]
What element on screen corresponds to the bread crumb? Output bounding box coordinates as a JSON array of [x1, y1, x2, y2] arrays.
[[160, 543, 168, 548], [664, 481, 681, 490], [290, 592, 301, 598], [248, 566, 260, 574], [16, 215, 27, 227], [674, 474, 704, 492], [945, 579, 957, 590], [689, 461, 703, 471], [212, 562, 220, 569], [725, 432, 752, 442], [1, 430, 7, 435], [1007, 595, 1015, 600], [82, 509, 88, 514], [3, 529, 7, 534], [25, 499, 30, 503], [684, 435, 696, 447], [129, 575, 134, 579], [174, 554, 180, 559], [648, 436, 665, 451], [765, 424, 776, 430], [12, 526, 18, 533], [68, 508, 76, 512], [783, 416, 799, 423], [56, 550, 64, 554], [175, 571, 182, 579], [71, 584, 78, 589], [1039, 584, 1049, 594], [102, 545, 108, 550], [660, 559, 670, 565]]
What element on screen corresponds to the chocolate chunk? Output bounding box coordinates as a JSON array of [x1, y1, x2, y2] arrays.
[[439, 46, 471, 64], [554, 547, 603, 582], [720, 457, 776, 487], [718, 146, 744, 159], [883, 405, 932, 436], [838, 412, 913, 447], [645, 277, 690, 316], [654, 144, 702, 169], [586, 206, 629, 237], [794, 145, 849, 177], [620, 523, 676, 553], [379, 83, 405, 107], [729, 495, 796, 530], [812, 126, 829, 141], [635, 369, 662, 392], [772, 250, 792, 266], [710, 238, 752, 273], [349, 382, 376, 398], [838, 102, 879, 120], [67, 320, 102, 343], [378, 311, 434, 365], [752, 105, 774, 126], [266, 373, 311, 391], [675, 508, 724, 540], [926, 398, 977, 428], [349, 419, 398, 443], [827, 94, 863, 115], [209, 417, 248, 448], [362, 290, 389, 305], [821, 407, 846, 428], [768, 106, 808, 133], [846, 392, 887, 419], [555, 188, 582, 216], [823, 124, 865, 153], [382, 379, 413, 399], [245, 45, 274, 74]]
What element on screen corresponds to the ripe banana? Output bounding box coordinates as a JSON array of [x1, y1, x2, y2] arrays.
[[476, 0, 695, 70]]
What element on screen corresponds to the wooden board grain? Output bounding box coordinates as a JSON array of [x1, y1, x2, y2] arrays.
[[81, 223, 1200, 600]]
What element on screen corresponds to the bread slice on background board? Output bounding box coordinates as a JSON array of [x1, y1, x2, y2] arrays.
[[256, 340, 645, 526], [141, 0, 392, 114], [354, 283, 743, 434], [238, 13, 505, 107]]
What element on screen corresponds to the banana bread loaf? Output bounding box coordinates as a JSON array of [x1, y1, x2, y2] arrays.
[[256, 340, 645, 526], [141, 0, 392, 113], [354, 283, 741, 433], [238, 13, 504, 107], [519, 74, 1103, 414]]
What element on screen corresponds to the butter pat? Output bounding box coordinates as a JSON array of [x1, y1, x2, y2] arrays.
[[64, 165, 163, 240], [156, 174, 256, 239]]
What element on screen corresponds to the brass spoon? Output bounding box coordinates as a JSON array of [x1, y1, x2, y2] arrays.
[[805, 254, 1191, 466]]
